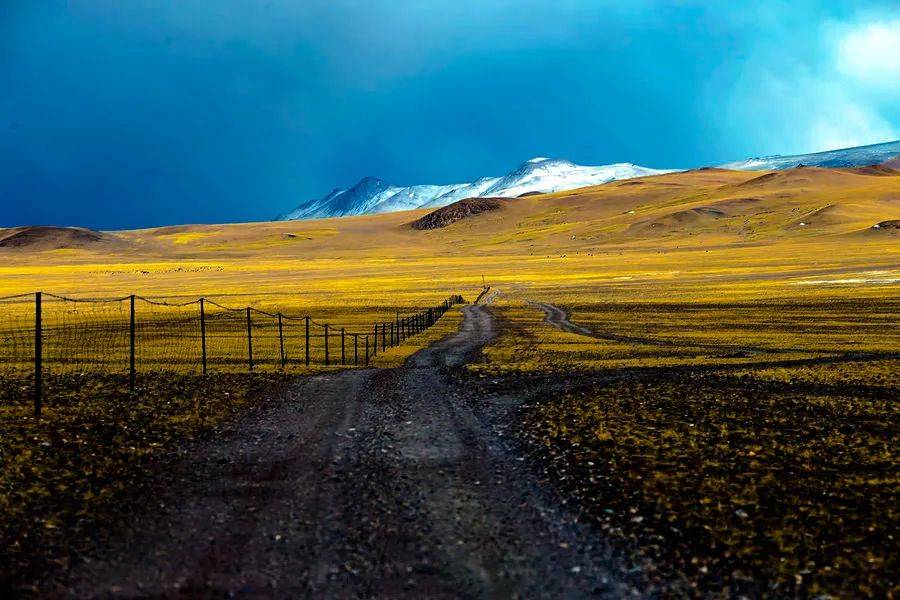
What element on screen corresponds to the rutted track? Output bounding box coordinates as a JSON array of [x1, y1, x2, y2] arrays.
[[532, 300, 899, 370], [532, 300, 764, 352], [57, 304, 636, 598]]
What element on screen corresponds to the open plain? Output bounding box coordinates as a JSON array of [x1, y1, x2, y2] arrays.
[[1, 166, 898, 597]]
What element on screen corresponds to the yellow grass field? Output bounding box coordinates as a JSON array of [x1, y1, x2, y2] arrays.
[[0, 166, 896, 378], [1, 167, 897, 304], [0, 166, 896, 380]]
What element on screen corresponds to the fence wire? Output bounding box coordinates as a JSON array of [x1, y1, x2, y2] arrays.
[[0, 291, 463, 413]]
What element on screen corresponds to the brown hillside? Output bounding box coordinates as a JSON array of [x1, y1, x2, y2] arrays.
[[410, 198, 505, 230], [0, 226, 114, 250]]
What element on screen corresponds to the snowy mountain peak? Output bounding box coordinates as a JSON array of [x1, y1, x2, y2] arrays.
[[278, 157, 675, 220]]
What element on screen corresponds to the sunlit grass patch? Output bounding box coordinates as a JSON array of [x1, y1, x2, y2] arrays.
[[369, 306, 464, 368], [733, 359, 899, 388]]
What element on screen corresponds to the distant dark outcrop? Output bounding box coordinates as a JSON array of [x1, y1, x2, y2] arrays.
[[410, 198, 504, 230], [873, 219, 900, 230], [0, 226, 108, 250], [517, 191, 544, 198]]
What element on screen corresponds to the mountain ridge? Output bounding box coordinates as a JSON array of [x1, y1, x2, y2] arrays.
[[278, 140, 900, 221], [279, 157, 674, 221]]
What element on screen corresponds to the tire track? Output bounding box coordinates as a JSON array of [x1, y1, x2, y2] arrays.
[[531, 300, 898, 371]]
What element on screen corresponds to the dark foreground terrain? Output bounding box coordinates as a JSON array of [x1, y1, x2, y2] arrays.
[[6, 299, 897, 598], [49, 306, 642, 598]]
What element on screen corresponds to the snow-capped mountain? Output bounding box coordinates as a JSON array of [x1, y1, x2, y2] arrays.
[[277, 177, 403, 221], [277, 140, 900, 221], [278, 157, 673, 220], [419, 177, 502, 209], [480, 158, 668, 198], [720, 139, 900, 170]]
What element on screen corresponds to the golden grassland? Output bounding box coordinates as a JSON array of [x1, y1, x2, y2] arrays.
[[0, 166, 896, 308], [1, 166, 891, 384], [1, 166, 898, 593]]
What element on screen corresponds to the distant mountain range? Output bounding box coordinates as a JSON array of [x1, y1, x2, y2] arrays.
[[277, 140, 900, 221], [278, 158, 674, 221], [719, 139, 900, 171]]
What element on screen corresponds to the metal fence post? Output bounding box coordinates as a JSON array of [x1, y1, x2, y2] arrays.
[[365, 335, 370, 365], [373, 323, 378, 355], [278, 313, 285, 369], [390, 321, 394, 347], [305, 316, 310, 366], [324, 324, 330, 366], [34, 291, 42, 419], [129, 295, 136, 393], [200, 298, 207, 375], [354, 333, 358, 366], [341, 327, 345, 365], [246, 307, 253, 372], [382, 323, 386, 352]]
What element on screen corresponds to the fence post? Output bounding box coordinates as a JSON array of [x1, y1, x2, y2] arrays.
[[390, 321, 394, 347], [382, 323, 386, 352], [373, 324, 378, 355], [305, 316, 310, 366], [341, 328, 345, 365], [324, 324, 329, 366], [365, 335, 370, 365], [354, 333, 358, 366], [278, 313, 285, 369], [129, 295, 136, 393], [200, 298, 207, 376], [34, 291, 42, 419], [246, 307, 253, 372]]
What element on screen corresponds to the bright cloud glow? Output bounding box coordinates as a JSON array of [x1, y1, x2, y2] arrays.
[[836, 20, 900, 85]]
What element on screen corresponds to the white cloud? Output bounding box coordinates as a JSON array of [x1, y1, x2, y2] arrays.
[[835, 20, 900, 86], [754, 73, 896, 153], [709, 16, 899, 156], [806, 89, 897, 150]]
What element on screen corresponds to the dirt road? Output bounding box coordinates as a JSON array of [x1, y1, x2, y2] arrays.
[[60, 305, 636, 598]]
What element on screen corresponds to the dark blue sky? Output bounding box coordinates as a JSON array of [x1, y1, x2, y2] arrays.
[[2, 0, 898, 230]]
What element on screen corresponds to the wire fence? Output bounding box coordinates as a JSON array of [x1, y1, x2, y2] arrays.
[[0, 292, 464, 417]]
